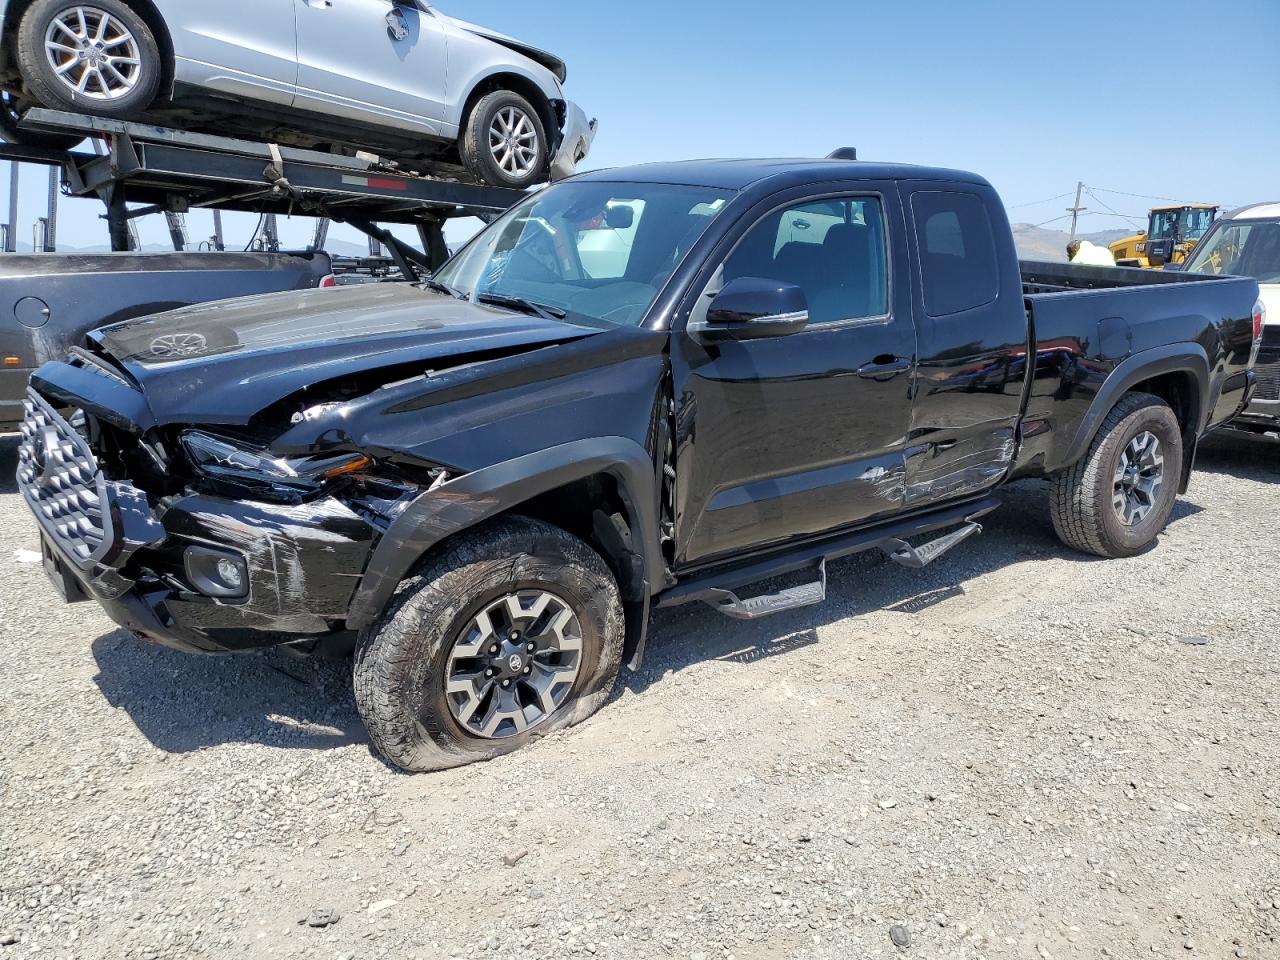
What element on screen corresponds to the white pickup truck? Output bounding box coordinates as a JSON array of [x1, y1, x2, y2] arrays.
[[1182, 201, 1279, 432]]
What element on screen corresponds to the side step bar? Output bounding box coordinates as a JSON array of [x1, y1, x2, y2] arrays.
[[705, 562, 827, 620], [656, 496, 1000, 619], [881, 520, 983, 569]]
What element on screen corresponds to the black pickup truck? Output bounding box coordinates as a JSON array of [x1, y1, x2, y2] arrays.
[[17, 158, 1262, 772], [0, 250, 334, 429]]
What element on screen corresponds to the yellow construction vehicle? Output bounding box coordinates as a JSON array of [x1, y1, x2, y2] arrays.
[[1109, 204, 1219, 268]]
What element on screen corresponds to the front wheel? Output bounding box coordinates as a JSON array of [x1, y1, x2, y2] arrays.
[[459, 90, 549, 189], [16, 0, 162, 119], [353, 517, 624, 772], [1050, 392, 1184, 558]]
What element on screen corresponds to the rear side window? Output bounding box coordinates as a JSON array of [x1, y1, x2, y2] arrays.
[[911, 191, 999, 316]]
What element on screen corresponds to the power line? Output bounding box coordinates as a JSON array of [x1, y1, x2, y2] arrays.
[[1007, 191, 1074, 210], [1089, 184, 1222, 207], [1085, 189, 1145, 225]]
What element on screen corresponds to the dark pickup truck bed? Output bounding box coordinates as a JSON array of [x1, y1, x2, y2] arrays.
[[14, 157, 1262, 773], [0, 250, 333, 427]]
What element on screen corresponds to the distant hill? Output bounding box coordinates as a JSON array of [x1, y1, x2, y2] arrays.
[[1012, 224, 1133, 263]]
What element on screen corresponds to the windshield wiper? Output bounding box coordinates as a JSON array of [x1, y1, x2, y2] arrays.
[[419, 277, 466, 300], [475, 292, 567, 321]]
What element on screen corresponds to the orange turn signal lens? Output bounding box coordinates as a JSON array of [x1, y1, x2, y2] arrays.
[[4, 356, 20, 366], [320, 455, 371, 479]]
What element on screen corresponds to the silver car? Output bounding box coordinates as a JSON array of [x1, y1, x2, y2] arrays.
[[0, 0, 595, 187]]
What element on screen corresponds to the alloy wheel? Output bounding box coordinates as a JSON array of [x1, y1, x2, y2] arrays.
[[488, 106, 539, 179], [1112, 430, 1164, 526], [44, 6, 141, 101], [444, 590, 583, 739]]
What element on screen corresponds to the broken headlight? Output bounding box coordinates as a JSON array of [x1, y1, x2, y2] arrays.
[[181, 431, 371, 491]]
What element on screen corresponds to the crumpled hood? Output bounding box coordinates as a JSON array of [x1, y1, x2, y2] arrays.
[[447, 16, 567, 83], [87, 284, 601, 426]]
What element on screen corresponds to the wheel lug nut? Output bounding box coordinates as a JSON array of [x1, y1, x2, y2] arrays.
[[523, 667, 532, 675], [501, 679, 511, 688], [485, 669, 494, 678], [526, 642, 536, 653], [509, 631, 520, 641], [488, 644, 499, 655]]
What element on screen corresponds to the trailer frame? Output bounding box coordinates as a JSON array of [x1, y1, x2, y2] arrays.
[[0, 108, 526, 277]]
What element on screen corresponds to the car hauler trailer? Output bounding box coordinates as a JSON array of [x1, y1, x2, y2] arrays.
[[0, 108, 528, 426], [0, 108, 525, 278]]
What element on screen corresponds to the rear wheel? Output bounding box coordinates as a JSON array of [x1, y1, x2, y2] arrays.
[[16, 0, 162, 119], [459, 90, 548, 189], [353, 517, 624, 772], [1050, 392, 1183, 558]]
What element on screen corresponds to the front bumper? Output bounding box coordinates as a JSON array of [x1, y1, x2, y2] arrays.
[[550, 100, 597, 182], [18, 391, 380, 653]]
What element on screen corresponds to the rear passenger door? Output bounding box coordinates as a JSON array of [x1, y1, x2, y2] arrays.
[[899, 184, 1030, 506], [670, 185, 918, 568]]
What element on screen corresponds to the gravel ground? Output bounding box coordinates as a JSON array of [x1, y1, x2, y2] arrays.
[[1, 430, 1278, 960]]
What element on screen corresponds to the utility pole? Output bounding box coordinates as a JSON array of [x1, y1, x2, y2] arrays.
[[1067, 181, 1087, 242], [211, 209, 225, 251]]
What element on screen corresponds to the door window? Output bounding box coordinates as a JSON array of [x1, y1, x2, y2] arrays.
[[718, 197, 889, 325], [911, 191, 999, 317]]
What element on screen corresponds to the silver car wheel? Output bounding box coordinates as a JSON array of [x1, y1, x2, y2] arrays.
[[44, 6, 141, 101], [1112, 430, 1164, 526], [445, 590, 583, 740], [488, 105, 539, 178]]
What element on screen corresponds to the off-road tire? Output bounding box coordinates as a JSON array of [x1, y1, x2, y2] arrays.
[[17, 0, 162, 119], [459, 90, 548, 189], [1050, 391, 1183, 558], [353, 516, 624, 772]]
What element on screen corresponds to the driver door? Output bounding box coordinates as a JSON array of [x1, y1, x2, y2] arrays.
[[670, 186, 918, 568], [293, 0, 449, 132]]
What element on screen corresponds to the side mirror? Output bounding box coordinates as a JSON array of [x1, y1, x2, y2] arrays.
[[605, 204, 634, 229], [691, 277, 809, 342]]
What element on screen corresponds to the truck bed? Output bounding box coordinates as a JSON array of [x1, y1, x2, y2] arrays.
[[1020, 259, 1233, 294], [1014, 260, 1260, 476]]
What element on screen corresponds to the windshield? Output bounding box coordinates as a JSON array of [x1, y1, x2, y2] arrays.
[[1149, 207, 1216, 243], [435, 181, 733, 326], [1184, 219, 1280, 283]]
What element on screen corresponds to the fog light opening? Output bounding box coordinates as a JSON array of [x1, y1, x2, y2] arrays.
[[183, 547, 249, 600]]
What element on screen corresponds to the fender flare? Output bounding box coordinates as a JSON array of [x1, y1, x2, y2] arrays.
[[449, 64, 561, 135], [346, 437, 661, 632], [1059, 342, 1210, 471]]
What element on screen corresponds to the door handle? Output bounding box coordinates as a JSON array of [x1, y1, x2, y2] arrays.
[[856, 355, 911, 381], [304, 0, 332, 8]]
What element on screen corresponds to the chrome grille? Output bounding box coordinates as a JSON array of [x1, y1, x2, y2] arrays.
[[1255, 328, 1280, 402], [16, 390, 115, 568]]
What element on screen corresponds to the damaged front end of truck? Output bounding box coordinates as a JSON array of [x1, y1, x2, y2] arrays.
[[18, 283, 668, 658]]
